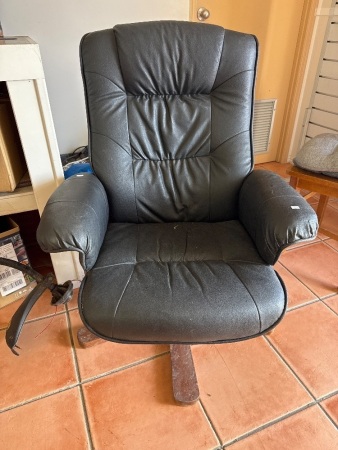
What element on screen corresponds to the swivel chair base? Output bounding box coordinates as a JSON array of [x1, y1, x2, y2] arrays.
[[77, 327, 199, 405]]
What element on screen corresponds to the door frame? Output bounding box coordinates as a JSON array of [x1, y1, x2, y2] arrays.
[[287, 0, 337, 161]]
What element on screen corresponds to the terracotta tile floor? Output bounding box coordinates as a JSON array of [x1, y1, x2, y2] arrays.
[[0, 163, 338, 449]]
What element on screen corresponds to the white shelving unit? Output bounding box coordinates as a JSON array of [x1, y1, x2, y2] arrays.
[[0, 186, 37, 215], [0, 36, 84, 284]]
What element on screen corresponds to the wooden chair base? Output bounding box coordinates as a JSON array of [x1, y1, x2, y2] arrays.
[[170, 344, 200, 405], [77, 327, 104, 348], [77, 328, 199, 405]]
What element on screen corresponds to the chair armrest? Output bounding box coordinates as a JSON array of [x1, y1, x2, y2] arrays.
[[239, 170, 318, 265], [37, 173, 109, 271]]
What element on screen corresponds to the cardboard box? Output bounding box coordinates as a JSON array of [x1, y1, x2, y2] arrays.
[[0, 100, 27, 192], [0, 216, 36, 309]]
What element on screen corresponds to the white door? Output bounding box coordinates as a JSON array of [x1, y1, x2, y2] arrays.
[[302, 3, 338, 145]]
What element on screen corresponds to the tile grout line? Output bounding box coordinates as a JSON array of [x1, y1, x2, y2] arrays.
[[0, 302, 79, 332], [0, 351, 172, 414], [279, 257, 338, 302], [264, 334, 338, 429], [198, 343, 318, 449], [283, 240, 321, 253], [264, 334, 338, 426], [316, 388, 338, 430], [222, 401, 317, 448], [263, 335, 317, 401], [320, 300, 338, 316], [65, 308, 95, 450], [0, 308, 67, 332], [282, 240, 323, 253], [287, 298, 320, 312], [318, 292, 338, 301], [198, 398, 223, 449], [318, 291, 338, 300], [0, 306, 81, 415], [223, 388, 338, 448], [280, 240, 338, 300], [317, 389, 338, 403], [0, 382, 81, 414], [323, 240, 338, 254], [325, 242, 338, 254], [317, 402, 338, 430], [0, 344, 170, 414], [79, 350, 170, 386], [278, 260, 321, 300], [286, 294, 338, 313]]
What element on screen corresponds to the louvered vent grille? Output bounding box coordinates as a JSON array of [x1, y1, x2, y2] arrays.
[[252, 99, 277, 154]]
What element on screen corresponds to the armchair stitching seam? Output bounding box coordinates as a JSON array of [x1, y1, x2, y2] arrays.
[[111, 265, 136, 336], [92, 131, 131, 156], [211, 130, 248, 154], [212, 69, 254, 91], [46, 199, 100, 220], [92, 259, 265, 270], [83, 70, 125, 91], [212, 29, 226, 89], [228, 263, 262, 333], [114, 29, 140, 223]]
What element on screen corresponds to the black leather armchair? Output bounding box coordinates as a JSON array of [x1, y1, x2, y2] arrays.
[[36, 21, 318, 404]]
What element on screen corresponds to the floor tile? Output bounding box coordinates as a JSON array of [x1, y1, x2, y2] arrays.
[[0, 387, 89, 450], [0, 287, 79, 331], [279, 242, 338, 297], [268, 302, 338, 398], [192, 338, 312, 444], [321, 204, 338, 236], [0, 314, 77, 410], [323, 294, 338, 314], [69, 309, 168, 381], [228, 406, 338, 450], [317, 231, 331, 240], [274, 262, 317, 309], [0, 289, 64, 330], [83, 355, 219, 450], [321, 394, 338, 426], [326, 239, 338, 252]]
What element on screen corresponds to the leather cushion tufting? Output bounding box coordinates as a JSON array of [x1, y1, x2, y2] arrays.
[[79, 221, 286, 344], [80, 23, 257, 223], [293, 133, 338, 178]]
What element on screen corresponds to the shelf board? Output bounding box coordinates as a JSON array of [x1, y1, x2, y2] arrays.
[[0, 185, 37, 216], [0, 37, 44, 81]]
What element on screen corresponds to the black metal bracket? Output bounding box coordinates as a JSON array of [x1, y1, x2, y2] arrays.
[[0, 257, 73, 355]]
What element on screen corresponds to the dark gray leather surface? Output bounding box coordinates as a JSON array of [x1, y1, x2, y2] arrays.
[[239, 170, 318, 264], [80, 22, 257, 223], [79, 221, 286, 343], [36, 22, 318, 345], [37, 174, 109, 270]]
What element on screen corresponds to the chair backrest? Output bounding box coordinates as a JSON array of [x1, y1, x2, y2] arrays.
[[80, 21, 257, 223]]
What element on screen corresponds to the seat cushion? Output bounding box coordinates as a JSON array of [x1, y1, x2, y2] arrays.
[[79, 221, 286, 344]]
